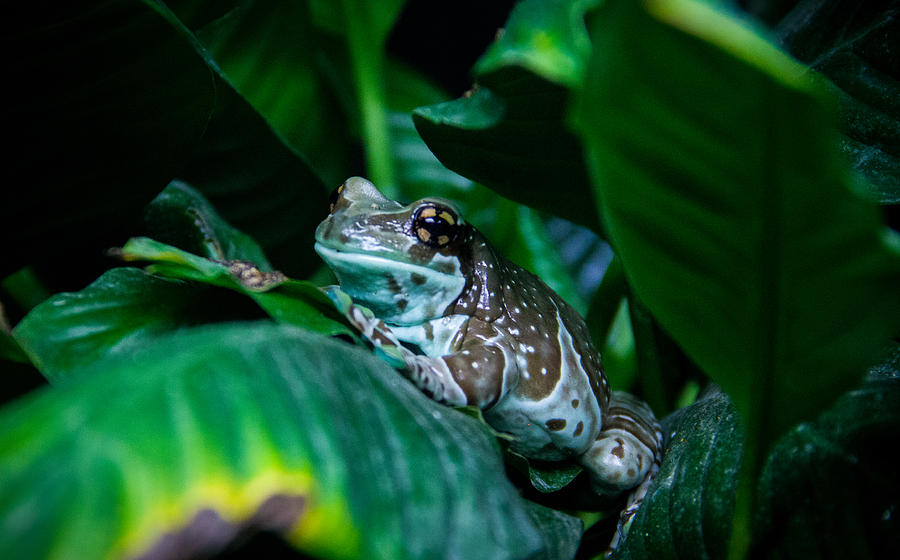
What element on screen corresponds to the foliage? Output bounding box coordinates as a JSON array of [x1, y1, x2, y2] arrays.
[[1, 0, 899, 559]]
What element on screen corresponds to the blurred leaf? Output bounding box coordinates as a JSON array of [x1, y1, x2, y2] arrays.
[[413, 0, 601, 230], [613, 386, 743, 560], [144, 180, 272, 268], [525, 501, 584, 560], [1, 331, 28, 364], [576, 0, 900, 480], [335, 0, 407, 48], [174, 71, 329, 278], [474, 0, 601, 88], [191, 0, 352, 186], [773, 0, 900, 203], [0, 323, 554, 559], [0, 1, 216, 277], [754, 356, 900, 557]]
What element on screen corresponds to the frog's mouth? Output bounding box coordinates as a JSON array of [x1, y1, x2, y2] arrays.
[[314, 243, 466, 324]]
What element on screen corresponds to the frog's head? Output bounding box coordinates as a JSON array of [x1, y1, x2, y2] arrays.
[[314, 177, 469, 325]]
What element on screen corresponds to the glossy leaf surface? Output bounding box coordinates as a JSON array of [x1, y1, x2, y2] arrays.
[[0, 324, 560, 559], [576, 0, 900, 468], [614, 387, 742, 559]]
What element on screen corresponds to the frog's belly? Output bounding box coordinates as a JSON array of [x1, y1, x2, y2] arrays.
[[483, 370, 603, 460]]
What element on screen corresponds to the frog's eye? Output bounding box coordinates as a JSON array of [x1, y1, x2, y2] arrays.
[[328, 183, 344, 214], [412, 204, 459, 248]]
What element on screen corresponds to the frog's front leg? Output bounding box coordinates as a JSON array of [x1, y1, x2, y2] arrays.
[[326, 287, 503, 407], [580, 391, 663, 549]]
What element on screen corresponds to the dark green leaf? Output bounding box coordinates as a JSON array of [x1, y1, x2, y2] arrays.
[[12, 268, 236, 382], [1, 330, 28, 365], [0, 323, 552, 559], [13, 239, 349, 381], [414, 73, 598, 231], [174, 73, 329, 278], [191, 0, 352, 186], [0, 1, 215, 277], [576, 0, 900, 472], [774, 0, 900, 202], [525, 501, 584, 560], [144, 180, 273, 268], [755, 371, 900, 557], [413, 0, 601, 230], [613, 386, 743, 560], [528, 461, 584, 494]]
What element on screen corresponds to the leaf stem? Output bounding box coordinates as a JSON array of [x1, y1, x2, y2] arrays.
[[340, 1, 396, 196]]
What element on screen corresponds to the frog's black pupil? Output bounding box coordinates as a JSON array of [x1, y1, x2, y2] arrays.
[[414, 205, 458, 247]]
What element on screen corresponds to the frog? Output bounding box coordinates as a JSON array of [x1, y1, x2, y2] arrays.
[[314, 177, 663, 544]]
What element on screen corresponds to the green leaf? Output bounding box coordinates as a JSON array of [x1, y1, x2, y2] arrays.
[[413, 73, 598, 230], [190, 0, 352, 186], [119, 237, 349, 334], [474, 0, 601, 88], [12, 268, 241, 382], [773, 0, 900, 203], [0, 323, 554, 559], [14, 239, 349, 381], [144, 180, 273, 268], [0, 1, 216, 277], [1, 330, 28, 365], [413, 0, 601, 230], [174, 71, 329, 278], [576, 0, 900, 472], [525, 501, 584, 560], [613, 386, 743, 560], [754, 359, 900, 557]]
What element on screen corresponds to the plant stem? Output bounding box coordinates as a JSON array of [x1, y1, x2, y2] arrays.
[[340, 1, 396, 196]]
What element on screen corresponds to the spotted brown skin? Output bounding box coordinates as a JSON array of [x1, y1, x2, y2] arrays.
[[315, 178, 663, 541]]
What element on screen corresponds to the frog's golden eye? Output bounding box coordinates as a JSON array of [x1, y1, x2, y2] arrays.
[[328, 183, 344, 214], [413, 204, 459, 248]]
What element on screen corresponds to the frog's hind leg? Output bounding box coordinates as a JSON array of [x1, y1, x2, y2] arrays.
[[579, 391, 663, 551]]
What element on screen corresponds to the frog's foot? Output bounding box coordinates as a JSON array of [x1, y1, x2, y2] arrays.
[[320, 286, 472, 406], [579, 391, 663, 553], [321, 285, 409, 369]]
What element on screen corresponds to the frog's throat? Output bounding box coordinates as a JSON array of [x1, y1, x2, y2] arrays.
[[314, 243, 466, 325]]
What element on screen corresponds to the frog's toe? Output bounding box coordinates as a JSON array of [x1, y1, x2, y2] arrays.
[[582, 430, 654, 496]]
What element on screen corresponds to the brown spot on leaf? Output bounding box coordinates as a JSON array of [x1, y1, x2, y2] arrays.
[[134, 494, 305, 560], [573, 421, 584, 437], [571, 399, 580, 409], [411, 273, 427, 285]]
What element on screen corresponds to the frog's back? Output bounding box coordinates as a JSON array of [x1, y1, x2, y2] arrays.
[[449, 235, 611, 459]]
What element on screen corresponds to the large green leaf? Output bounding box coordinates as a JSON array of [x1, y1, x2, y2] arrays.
[[0, 1, 215, 277], [12, 267, 233, 382], [0, 323, 570, 559], [754, 348, 900, 558], [187, 0, 352, 187], [773, 0, 900, 203], [613, 386, 742, 560], [413, 0, 600, 230], [576, 0, 900, 477]]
